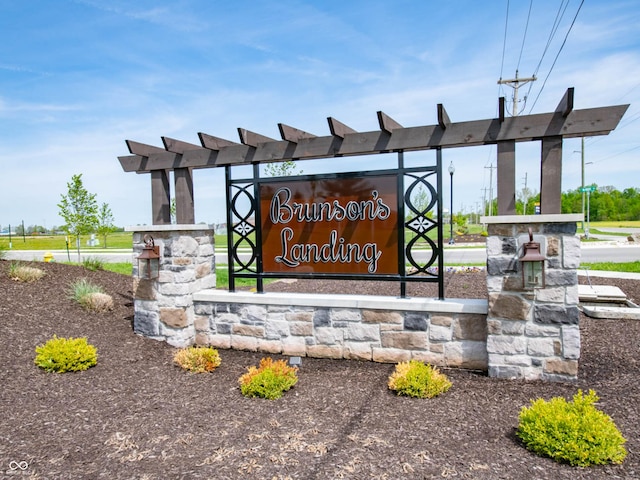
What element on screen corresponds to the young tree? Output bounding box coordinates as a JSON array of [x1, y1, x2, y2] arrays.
[[58, 174, 99, 262], [96, 202, 117, 248], [264, 160, 303, 177]]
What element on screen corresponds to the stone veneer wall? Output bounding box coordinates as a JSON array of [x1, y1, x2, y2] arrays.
[[483, 215, 582, 381], [129, 226, 216, 348], [191, 291, 489, 369]]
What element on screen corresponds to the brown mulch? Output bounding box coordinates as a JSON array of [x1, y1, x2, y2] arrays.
[[0, 260, 639, 479]]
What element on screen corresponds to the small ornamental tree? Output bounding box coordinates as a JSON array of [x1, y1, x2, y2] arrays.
[[96, 202, 117, 248], [58, 174, 99, 262]]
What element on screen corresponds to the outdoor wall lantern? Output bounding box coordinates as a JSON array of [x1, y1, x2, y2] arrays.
[[519, 228, 546, 289], [138, 234, 160, 280]]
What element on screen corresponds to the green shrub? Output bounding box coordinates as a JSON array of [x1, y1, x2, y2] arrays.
[[8, 262, 46, 282], [174, 346, 221, 373], [388, 360, 452, 398], [34, 335, 98, 373], [82, 256, 104, 271], [69, 278, 112, 311], [239, 357, 298, 400], [517, 389, 627, 467]]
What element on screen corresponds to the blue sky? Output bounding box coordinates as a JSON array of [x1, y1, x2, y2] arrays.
[[1, 0, 638, 230]]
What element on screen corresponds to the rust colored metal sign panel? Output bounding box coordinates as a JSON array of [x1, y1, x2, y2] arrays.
[[260, 175, 399, 275]]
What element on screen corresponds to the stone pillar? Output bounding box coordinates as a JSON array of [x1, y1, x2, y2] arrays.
[[127, 225, 216, 348], [481, 214, 582, 381]]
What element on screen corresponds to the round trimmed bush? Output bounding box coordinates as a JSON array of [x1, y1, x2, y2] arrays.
[[173, 346, 221, 373], [388, 360, 452, 398], [34, 336, 98, 373], [517, 389, 627, 466]]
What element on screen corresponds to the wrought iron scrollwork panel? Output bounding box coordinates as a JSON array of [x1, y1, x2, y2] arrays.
[[229, 182, 258, 273], [404, 171, 440, 277]]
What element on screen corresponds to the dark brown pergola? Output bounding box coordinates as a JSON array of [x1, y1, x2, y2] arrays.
[[118, 88, 628, 225]]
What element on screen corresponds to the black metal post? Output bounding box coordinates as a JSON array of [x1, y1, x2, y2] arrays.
[[448, 162, 455, 245]]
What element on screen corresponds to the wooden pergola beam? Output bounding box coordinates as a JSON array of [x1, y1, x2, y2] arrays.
[[278, 123, 316, 143], [120, 104, 628, 172], [377, 111, 403, 134]]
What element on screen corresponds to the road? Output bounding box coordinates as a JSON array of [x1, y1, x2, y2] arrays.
[[5, 242, 640, 265]]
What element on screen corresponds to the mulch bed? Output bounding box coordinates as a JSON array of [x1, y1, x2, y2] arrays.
[[0, 259, 639, 479]]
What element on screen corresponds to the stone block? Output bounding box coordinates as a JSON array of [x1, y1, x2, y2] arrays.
[[194, 303, 213, 316], [265, 319, 290, 340], [545, 359, 578, 376], [331, 309, 361, 322], [486, 275, 503, 293], [346, 323, 380, 342], [172, 236, 199, 257], [344, 342, 374, 361], [286, 311, 314, 322], [381, 332, 427, 350], [372, 347, 411, 363], [430, 315, 453, 327], [159, 283, 191, 296], [198, 244, 214, 257], [525, 323, 560, 337], [486, 319, 502, 335], [281, 337, 307, 356], [543, 223, 576, 234], [232, 324, 265, 337], [488, 365, 524, 379], [429, 343, 444, 354], [562, 236, 581, 269], [565, 285, 579, 305], [194, 315, 210, 332], [545, 269, 577, 287], [453, 315, 487, 341], [503, 354, 532, 366], [290, 322, 313, 336], [173, 257, 193, 266], [134, 310, 159, 336], [216, 323, 232, 335], [488, 224, 514, 236], [486, 335, 526, 355], [546, 236, 559, 256], [362, 310, 403, 324], [258, 339, 283, 354], [502, 274, 525, 292], [315, 327, 344, 345], [534, 305, 580, 325], [160, 307, 189, 328], [488, 293, 531, 321], [307, 344, 343, 359], [313, 309, 331, 327], [562, 325, 581, 359], [246, 305, 267, 323], [444, 341, 488, 370], [173, 269, 196, 284], [195, 332, 211, 346], [209, 334, 231, 349], [486, 236, 503, 256], [498, 319, 525, 335], [404, 312, 429, 331], [487, 256, 518, 276], [535, 287, 566, 303], [231, 334, 258, 352], [195, 262, 212, 279], [429, 324, 451, 342], [410, 351, 444, 366], [527, 337, 556, 357]]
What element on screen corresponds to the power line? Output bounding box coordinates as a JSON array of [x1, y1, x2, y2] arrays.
[[524, 0, 571, 105], [498, 0, 510, 99], [516, 0, 533, 72], [528, 0, 584, 113]]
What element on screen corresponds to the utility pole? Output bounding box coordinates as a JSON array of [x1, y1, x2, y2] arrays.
[[498, 70, 537, 116], [580, 137, 585, 230], [522, 172, 528, 215], [485, 164, 496, 216]]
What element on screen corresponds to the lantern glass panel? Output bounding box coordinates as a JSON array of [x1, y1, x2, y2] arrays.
[[523, 261, 544, 289]]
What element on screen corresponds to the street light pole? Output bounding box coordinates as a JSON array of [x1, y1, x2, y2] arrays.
[[448, 161, 455, 245]]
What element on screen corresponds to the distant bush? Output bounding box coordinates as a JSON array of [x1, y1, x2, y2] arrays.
[[82, 256, 104, 271], [239, 357, 298, 400], [388, 360, 452, 399], [34, 335, 98, 373], [517, 389, 627, 467], [9, 262, 46, 282], [69, 278, 113, 312], [174, 346, 221, 373]]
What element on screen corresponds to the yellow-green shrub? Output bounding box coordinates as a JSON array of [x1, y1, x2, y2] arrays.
[[517, 389, 627, 467], [239, 357, 298, 400], [173, 346, 221, 373], [388, 360, 452, 398], [34, 336, 98, 373]]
